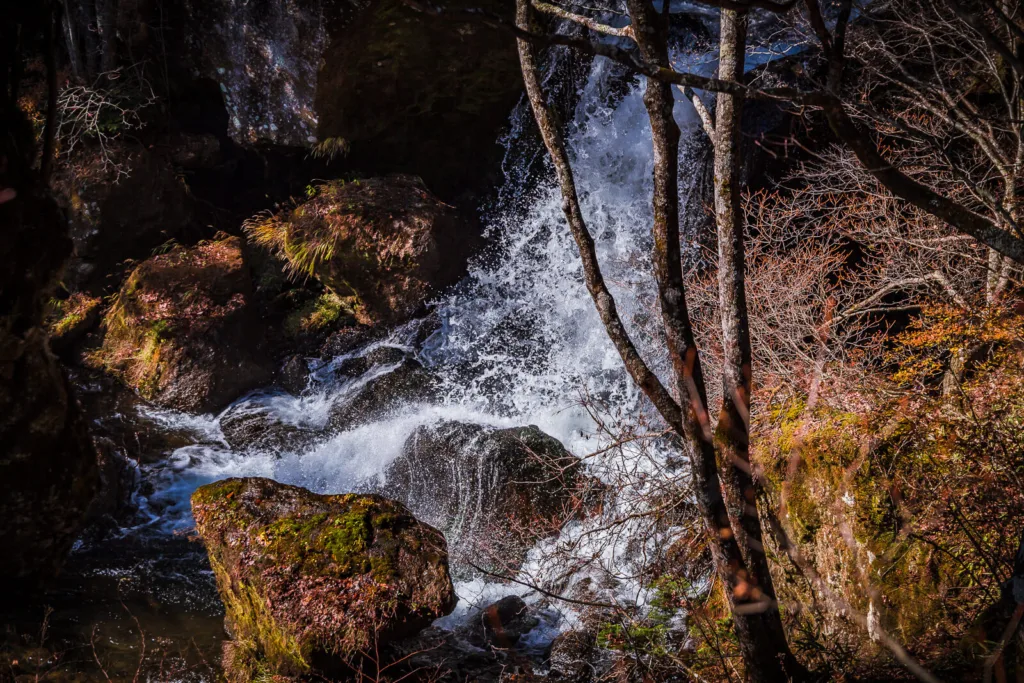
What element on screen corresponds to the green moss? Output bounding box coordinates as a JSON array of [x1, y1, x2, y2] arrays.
[[194, 479, 248, 506], [258, 507, 375, 577], [46, 293, 102, 338], [210, 555, 311, 679], [597, 622, 671, 657], [283, 291, 348, 338]]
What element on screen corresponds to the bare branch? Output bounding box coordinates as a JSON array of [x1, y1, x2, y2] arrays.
[[531, 1, 635, 38]]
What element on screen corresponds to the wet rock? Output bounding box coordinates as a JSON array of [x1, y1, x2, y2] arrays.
[[247, 175, 478, 326], [191, 477, 456, 680], [218, 400, 316, 454], [84, 437, 141, 528], [548, 630, 596, 683], [475, 596, 540, 649], [320, 325, 381, 359], [92, 236, 274, 413], [329, 358, 439, 430], [185, 0, 521, 195], [52, 143, 198, 293], [333, 344, 412, 380], [383, 421, 586, 567], [278, 355, 309, 395]]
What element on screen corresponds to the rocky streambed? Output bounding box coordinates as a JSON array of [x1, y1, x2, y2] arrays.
[[3, 325, 607, 681], [2, 2, 741, 679]]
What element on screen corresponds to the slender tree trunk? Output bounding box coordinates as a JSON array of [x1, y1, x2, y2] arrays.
[[41, 1, 58, 185], [621, 10, 785, 680], [95, 0, 116, 73], [515, 0, 807, 678], [61, 1, 83, 82], [68, 0, 99, 79], [710, 7, 807, 680]]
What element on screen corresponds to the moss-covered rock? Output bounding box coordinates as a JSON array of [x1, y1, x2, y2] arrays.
[[191, 477, 456, 680], [755, 342, 1024, 673], [45, 292, 103, 355], [248, 175, 478, 326], [92, 236, 273, 413]]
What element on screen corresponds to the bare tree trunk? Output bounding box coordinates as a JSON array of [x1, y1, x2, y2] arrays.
[[516, 0, 806, 678], [61, 1, 83, 82], [94, 0, 116, 73], [41, 1, 58, 185], [64, 0, 99, 80], [513, 0, 684, 434], [711, 7, 806, 680]]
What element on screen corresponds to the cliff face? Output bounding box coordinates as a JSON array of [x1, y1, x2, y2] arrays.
[[0, 106, 100, 581], [183, 0, 521, 195]]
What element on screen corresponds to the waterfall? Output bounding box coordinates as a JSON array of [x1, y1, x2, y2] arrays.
[[132, 24, 725, 636]]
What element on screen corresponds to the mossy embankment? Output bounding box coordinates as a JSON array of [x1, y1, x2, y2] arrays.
[[89, 236, 274, 413], [751, 309, 1024, 677]]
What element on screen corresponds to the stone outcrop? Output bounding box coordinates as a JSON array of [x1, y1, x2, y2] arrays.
[[185, 0, 521, 194], [314, 0, 523, 196], [328, 358, 439, 431], [384, 421, 589, 566], [218, 398, 318, 454], [93, 236, 273, 413], [191, 477, 456, 680], [248, 175, 477, 326]]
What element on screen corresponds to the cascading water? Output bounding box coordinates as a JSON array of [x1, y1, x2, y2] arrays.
[[127, 40, 716, 640]]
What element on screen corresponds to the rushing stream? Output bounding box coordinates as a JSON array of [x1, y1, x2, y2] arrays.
[[10, 13, 798, 679]]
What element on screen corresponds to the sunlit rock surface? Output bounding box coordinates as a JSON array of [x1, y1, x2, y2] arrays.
[[192, 477, 456, 680], [93, 236, 273, 413], [248, 175, 478, 326]]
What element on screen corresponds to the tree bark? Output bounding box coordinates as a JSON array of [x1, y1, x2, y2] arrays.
[[516, 0, 807, 679], [711, 7, 807, 680], [513, 0, 684, 436]]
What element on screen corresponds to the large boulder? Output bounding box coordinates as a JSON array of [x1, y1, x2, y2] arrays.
[[248, 175, 477, 326], [218, 399, 319, 454], [462, 595, 540, 650], [191, 477, 457, 680], [93, 236, 273, 413], [383, 421, 588, 567], [329, 358, 439, 431], [185, 0, 521, 194]]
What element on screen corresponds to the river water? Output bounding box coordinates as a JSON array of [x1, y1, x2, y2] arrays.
[[4, 11, 801, 679]]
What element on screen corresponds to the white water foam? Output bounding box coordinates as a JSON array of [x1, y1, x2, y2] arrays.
[[134, 40, 719, 640]]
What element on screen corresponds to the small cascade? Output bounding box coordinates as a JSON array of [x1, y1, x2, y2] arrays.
[[96, 13, 815, 664]]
